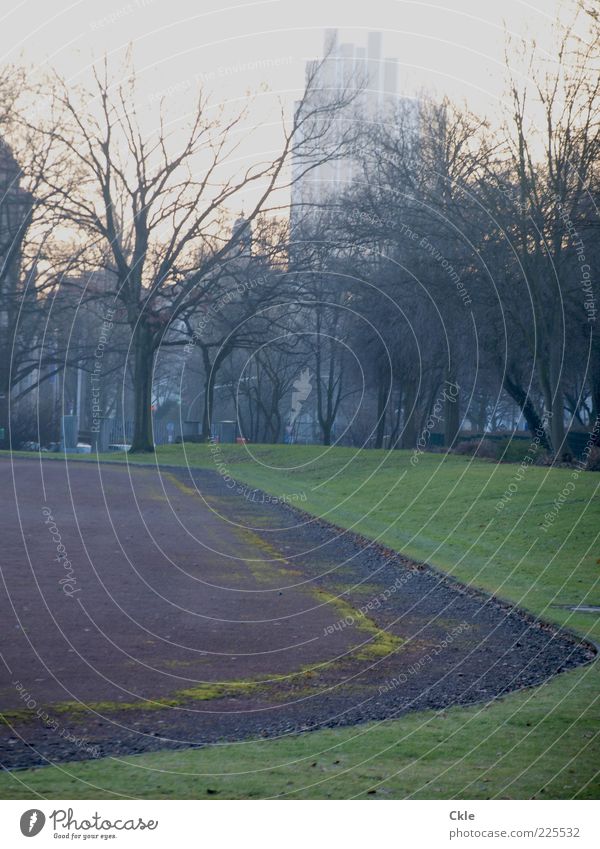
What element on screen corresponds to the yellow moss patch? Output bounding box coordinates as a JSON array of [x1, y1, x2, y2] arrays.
[[313, 588, 405, 661]]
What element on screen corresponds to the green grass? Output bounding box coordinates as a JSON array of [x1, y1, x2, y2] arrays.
[[2, 668, 597, 799], [1, 445, 599, 799]]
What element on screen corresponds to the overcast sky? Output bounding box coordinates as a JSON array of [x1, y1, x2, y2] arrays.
[[1, 0, 579, 112], [0, 0, 586, 218]]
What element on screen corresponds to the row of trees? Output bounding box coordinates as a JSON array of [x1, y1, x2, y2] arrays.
[[1, 9, 598, 456]]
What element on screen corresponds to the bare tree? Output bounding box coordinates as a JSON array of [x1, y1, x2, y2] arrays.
[[488, 14, 600, 452], [33, 53, 358, 451], [0, 67, 84, 448]]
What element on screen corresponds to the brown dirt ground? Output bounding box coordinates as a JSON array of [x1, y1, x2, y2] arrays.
[[0, 457, 594, 769]]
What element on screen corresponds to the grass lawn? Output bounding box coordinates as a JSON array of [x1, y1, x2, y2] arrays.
[[1, 445, 599, 799]]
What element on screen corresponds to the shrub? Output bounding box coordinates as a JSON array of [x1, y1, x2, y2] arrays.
[[453, 438, 497, 459], [495, 437, 546, 464], [10, 397, 60, 449], [584, 446, 600, 471], [533, 450, 556, 467]]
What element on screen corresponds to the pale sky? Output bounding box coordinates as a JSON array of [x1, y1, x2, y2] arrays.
[[0, 0, 586, 217], [0, 0, 580, 114]]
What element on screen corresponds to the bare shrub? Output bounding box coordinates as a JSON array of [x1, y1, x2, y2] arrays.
[[453, 438, 497, 459]]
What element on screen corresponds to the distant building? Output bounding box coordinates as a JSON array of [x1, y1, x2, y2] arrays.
[[229, 213, 253, 259], [291, 30, 398, 229], [0, 139, 33, 448], [0, 139, 32, 276]]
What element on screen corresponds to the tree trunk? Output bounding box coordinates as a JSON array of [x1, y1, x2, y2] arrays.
[[130, 324, 155, 453], [590, 345, 600, 445], [443, 373, 460, 448], [503, 373, 551, 449], [388, 388, 403, 449], [200, 347, 219, 442], [0, 359, 10, 450], [201, 371, 216, 441], [550, 389, 566, 455], [200, 346, 231, 441], [539, 371, 563, 456], [476, 392, 488, 432], [543, 336, 566, 454], [549, 312, 567, 454], [401, 379, 417, 449], [374, 364, 391, 449]]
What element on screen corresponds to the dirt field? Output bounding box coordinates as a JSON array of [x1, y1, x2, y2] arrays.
[[0, 457, 593, 769]]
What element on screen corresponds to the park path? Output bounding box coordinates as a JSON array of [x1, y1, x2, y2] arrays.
[[0, 457, 593, 770], [0, 457, 360, 711]]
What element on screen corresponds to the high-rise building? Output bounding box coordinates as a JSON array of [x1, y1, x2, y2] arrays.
[[291, 29, 398, 229]]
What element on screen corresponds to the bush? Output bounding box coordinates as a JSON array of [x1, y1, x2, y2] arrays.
[[453, 438, 497, 459], [533, 450, 556, 467], [10, 397, 60, 449], [584, 445, 600, 471], [495, 437, 547, 464]]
